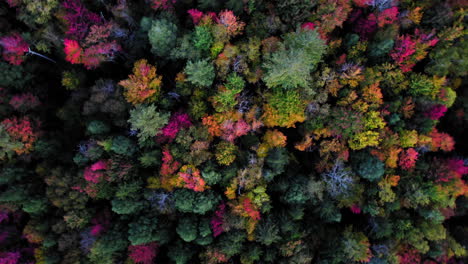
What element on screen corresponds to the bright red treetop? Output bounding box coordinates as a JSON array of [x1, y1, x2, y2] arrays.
[[64, 39, 83, 64]]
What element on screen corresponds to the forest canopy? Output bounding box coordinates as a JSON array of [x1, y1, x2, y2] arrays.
[[0, 0, 467, 263]]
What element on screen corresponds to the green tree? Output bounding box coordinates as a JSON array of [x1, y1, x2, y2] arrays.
[[128, 214, 160, 245], [128, 104, 169, 146], [110, 136, 137, 156], [351, 151, 385, 182], [185, 59, 215, 88], [262, 29, 326, 91], [148, 18, 178, 57], [176, 216, 198, 242], [111, 198, 144, 215], [173, 189, 220, 214]]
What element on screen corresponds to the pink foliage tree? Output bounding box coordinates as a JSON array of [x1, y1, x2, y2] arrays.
[[377, 7, 399, 27], [151, 0, 176, 10], [128, 242, 159, 264], [218, 10, 245, 37], [62, 0, 121, 69], [425, 105, 447, 120], [434, 158, 468, 183], [83, 160, 108, 184], [0, 252, 20, 264], [0, 33, 29, 65], [398, 247, 421, 264], [220, 119, 250, 142], [9, 93, 40, 112], [90, 210, 111, 236], [350, 204, 361, 214], [188, 9, 204, 25], [399, 148, 419, 170], [210, 203, 226, 237], [390, 35, 416, 72], [178, 166, 206, 192], [62, 0, 103, 40], [391, 29, 438, 72], [157, 112, 192, 143], [353, 12, 377, 39]]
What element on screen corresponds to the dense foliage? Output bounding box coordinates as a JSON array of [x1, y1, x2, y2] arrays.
[[0, 0, 467, 263]]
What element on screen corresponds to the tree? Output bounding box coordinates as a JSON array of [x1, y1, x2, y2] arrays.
[[110, 136, 137, 156], [399, 148, 419, 170], [64, 39, 82, 64], [215, 141, 238, 166], [62, 0, 102, 40], [119, 59, 163, 105], [322, 161, 355, 198], [341, 227, 372, 263], [128, 214, 160, 245], [148, 18, 178, 57], [0, 33, 29, 65], [184, 59, 215, 88], [111, 198, 144, 214], [351, 151, 385, 182], [262, 90, 306, 128], [212, 73, 245, 113], [177, 216, 198, 242], [128, 104, 169, 145], [128, 242, 159, 264], [173, 189, 220, 214], [157, 112, 192, 143], [262, 29, 326, 91], [1, 117, 37, 155], [255, 217, 280, 246]]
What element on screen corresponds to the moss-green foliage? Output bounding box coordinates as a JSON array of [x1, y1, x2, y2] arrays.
[[110, 136, 137, 156], [263, 89, 306, 127], [0, 62, 32, 89], [280, 175, 310, 205], [18, 0, 58, 26], [173, 189, 220, 214], [351, 151, 385, 182], [218, 230, 246, 257], [184, 59, 215, 88], [0, 167, 28, 185], [86, 120, 110, 135], [193, 26, 213, 52], [177, 216, 198, 242], [263, 148, 289, 181], [213, 73, 245, 112], [255, 217, 281, 246], [168, 241, 196, 264], [88, 230, 127, 264], [111, 198, 144, 214], [148, 18, 178, 57], [195, 217, 213, 245], [263, 29, 326, 91], [426, 37, 468, 77], [128, 104, 169, 145], [341, 228, 371, 263], [139, 149, 162, 167], [0, 126, 23, 160], [202, 166, 223, 185], [128, 214, 160, 245]]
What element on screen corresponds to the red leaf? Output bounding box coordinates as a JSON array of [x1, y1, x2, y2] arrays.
[[64, 39, 82, 64]]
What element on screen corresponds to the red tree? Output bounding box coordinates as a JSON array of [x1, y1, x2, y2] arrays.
[[128, 242, 159, 264], [0, 33, 29, 65]]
